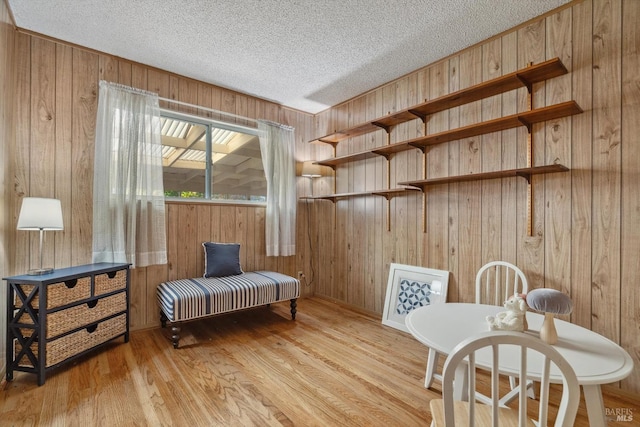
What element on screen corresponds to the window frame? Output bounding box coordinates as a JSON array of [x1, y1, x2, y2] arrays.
[[160, 108, 266, 205]]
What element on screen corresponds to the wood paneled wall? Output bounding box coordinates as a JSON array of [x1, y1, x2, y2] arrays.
[[311, 0, 639, 393], [2, 0, 639, 394], [4, 31, 315, 334], [0, 0, 16, 377]]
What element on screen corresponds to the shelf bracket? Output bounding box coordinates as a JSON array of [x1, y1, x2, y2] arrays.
[[408, 142, 430, 154], [518, 117, 533, 134], [371, 121, 394, 134], [515, 172, 533, 184], [316, 139, 340, 152], [407, 109, 429, 124]]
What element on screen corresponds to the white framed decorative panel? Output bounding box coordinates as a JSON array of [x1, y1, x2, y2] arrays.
[[382, 263, 450, 332]]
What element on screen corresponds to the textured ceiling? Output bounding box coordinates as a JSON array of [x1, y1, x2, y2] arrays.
[[8, 0, 572, 114]]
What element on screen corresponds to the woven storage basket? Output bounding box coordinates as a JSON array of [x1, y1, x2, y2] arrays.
[[14, 277, 91, 310], [15, 313, 127, 368], [95, 269, 127, 295], [16, 292, 127, 339]]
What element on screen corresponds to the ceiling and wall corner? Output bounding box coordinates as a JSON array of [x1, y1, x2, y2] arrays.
[[7, 0, 573, 114]]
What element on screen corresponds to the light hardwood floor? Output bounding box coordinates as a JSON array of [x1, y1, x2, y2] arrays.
[[1, 297, 638, 426]]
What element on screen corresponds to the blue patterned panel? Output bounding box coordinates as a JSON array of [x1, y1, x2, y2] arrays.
[[396, 278, 432, 315]]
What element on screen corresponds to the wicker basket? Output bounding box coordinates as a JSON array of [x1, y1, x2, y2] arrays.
[[18, 292, 126, 339], [14, 277, 91, 310], [15, 313, 127, 368], [95, 269, 127, 295]]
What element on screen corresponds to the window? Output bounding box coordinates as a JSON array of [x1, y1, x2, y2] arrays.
[[161, 111, 266, 203]]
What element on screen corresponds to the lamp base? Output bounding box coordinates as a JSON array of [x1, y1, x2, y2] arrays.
[[27, 267, 55, 276]]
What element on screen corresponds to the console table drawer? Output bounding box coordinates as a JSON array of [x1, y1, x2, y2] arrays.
[[17, 292, 127, 338], [95, 269, 127, 296], [15, 313, 127, 368], [14, 277, 91, 309]]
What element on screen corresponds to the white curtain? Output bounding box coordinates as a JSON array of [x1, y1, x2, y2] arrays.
[[92, 81, 167, 268], [258, 120, 296, 256]]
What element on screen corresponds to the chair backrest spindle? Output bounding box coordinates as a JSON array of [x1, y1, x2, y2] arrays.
[[431, 331, 580, 427], [475, 261, 528, 306]]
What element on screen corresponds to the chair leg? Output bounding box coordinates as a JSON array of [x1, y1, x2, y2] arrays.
[[425, 349, 439, 388]]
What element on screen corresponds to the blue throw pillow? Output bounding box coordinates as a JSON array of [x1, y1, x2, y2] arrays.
[[203, 242, 243, 278]]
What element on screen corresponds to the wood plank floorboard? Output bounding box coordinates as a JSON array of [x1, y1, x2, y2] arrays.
[[1, 297, 638, 426]]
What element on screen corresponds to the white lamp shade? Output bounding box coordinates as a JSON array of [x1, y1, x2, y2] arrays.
[[17, 197, 64, 230], [301, 161, 322, 177]]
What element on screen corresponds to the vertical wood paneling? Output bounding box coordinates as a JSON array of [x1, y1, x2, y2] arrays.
[[348, 96, 366, 307], [54, 44, 73, 270], [364, 91, 385, 311], [6, 0, 640, 394], [30, 37, 56, 202], [1, 0, 16, 373], [500, 33, 519, 270], [457, 46, 483, 300], [70, 49, 98, 266], [196, 205, 212, 276], [165, 203, 179, 281], [131, 63, 147, 92], [480, 39, 503, 264], [118, 60, 132, 86], [381, 83, 396, 272], [545, 8, 573, 306], [98, 54, 118, 83], [14, 33, 31, 274], [446, 57, 460, 302], [570, 0, 594, 330], [426, 60, 449, 274], [592, 0, 622, 341], [518, 19, 546, 286], [176, 204, 198, 280], [236, 206, 248, 269], [620, 0, 640, 390]]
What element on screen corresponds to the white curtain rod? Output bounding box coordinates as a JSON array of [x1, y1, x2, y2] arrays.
[[157, 96, 259, 125]]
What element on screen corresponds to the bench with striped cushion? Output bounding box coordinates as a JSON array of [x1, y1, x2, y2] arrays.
[[157, 271, 300, 348]]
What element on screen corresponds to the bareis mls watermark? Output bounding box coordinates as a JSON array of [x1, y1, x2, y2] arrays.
[[606, 407, 634, 422]]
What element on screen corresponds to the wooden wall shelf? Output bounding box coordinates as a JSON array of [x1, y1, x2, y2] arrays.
[[398, 165, 570, 191], [314, 101, 581, 168], [306, 58, 579, 234], [310, 57, 568, 145], [301, 188, 419, 203]]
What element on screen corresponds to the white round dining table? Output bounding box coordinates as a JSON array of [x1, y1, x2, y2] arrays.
[[405, 303, 634, 427]]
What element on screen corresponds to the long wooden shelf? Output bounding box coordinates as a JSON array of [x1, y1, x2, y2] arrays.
[[398, 164, 569, 191], [315, 141, 419, 168], [301, 188, 420, 203], [406, 101, 582, 149], [314, 101, 582, 168], [310, 57, 568, 145], [315, 151, 381, 168]]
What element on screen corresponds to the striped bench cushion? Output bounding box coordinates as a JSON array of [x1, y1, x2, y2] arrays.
[[157, 271, 300, 323]]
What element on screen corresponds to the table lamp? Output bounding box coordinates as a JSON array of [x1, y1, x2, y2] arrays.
[[300, 161, 323, 197], [301, 161, 322, 178], [17, 197, 64, 275]]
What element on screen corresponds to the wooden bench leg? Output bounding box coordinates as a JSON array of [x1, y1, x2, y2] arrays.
[[290, 298, 297, 320], [160, 310, 168, 328], [160, 310, 181, 348], [171, 325, 181, 349]]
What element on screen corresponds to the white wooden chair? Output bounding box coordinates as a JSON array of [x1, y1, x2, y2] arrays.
[[429, 331, 580, 427], [475, 261, 528, 306], [425, 261, 529, 389]]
